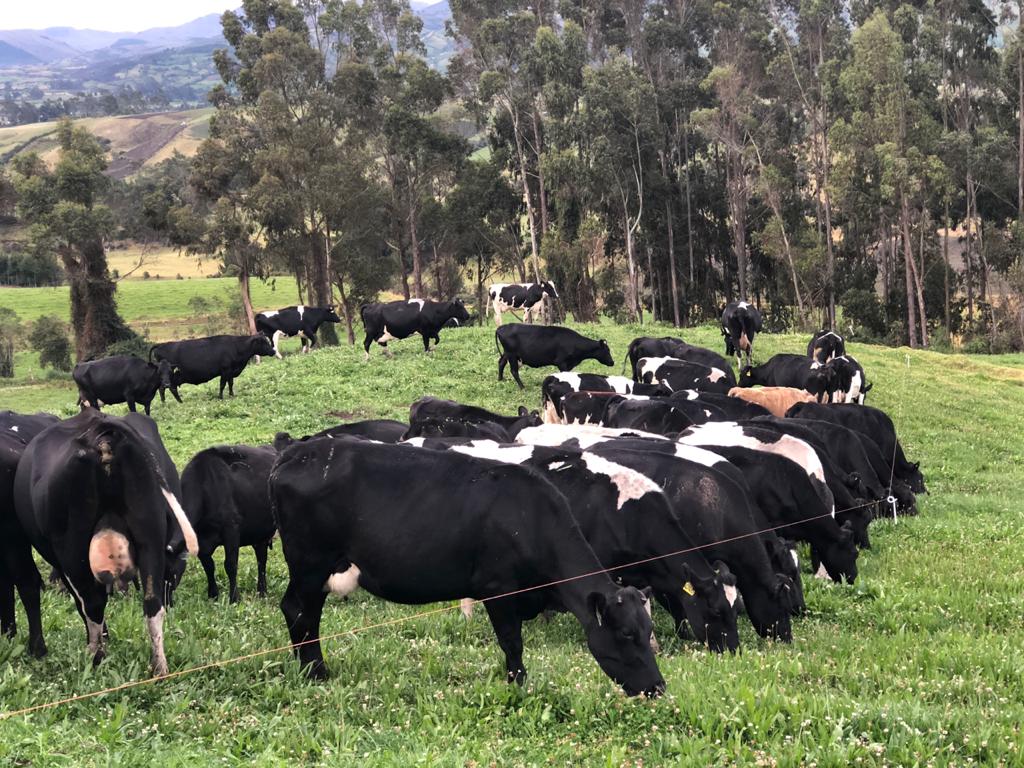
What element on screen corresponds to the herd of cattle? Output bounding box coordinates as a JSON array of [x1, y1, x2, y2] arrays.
[[0, 287, 926, 701]]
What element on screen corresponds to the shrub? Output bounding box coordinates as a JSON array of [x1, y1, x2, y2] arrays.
[[29, 315, 72, 372], [104, 335, 152, 360], [840, 289, 888, 340], [0, 306, 19, 378]]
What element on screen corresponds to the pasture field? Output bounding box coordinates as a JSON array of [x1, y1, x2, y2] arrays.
[[105, 244, 221, 281], [0, 320, 1022, 765]]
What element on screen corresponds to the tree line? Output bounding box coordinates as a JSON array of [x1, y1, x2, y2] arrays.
[[5, 0, 1024, 359]]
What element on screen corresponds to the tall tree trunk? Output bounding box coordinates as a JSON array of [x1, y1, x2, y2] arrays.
[[532, 106, 549, 236], [476, 253, 485, 327], [682, 125, 695, 292], [334, 275, 356, 345], [511, 109, 542, 282], [408, 188, 424, 298], [913, 211, 928, 347], [1019, 15, 1023, 222], [943, 204, 951, 330], [726, 142, 748, 300], [646, 246, 657, 323], [901, 193, 918, 348], [239, 269, 256, 334], [623, 207, 641, 323], [309, 229, 337, 345], [66, 239, 133, 361], [665, 197, 680, 327]]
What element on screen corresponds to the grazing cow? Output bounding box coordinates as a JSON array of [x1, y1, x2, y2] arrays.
[[150, 334, 274, 400], [179, 445, 278, 603], [739, 354, 834, 401], [603, 397, 709, 435], [487, 281, 559, 325], [721, 301, 763, 367], [559, 392, 639, 426], [255, 305, 342, 357], [408, 397, 540, 439], [678, 392, 770, 421], [638, 357, 734, 394], [728, 386, 818, 418], [541, 373, 668, 423], [784, 402, 925, 494], [12, 411, 198, 676], [408, 438, 740, 653], [360, 298, 470, 360], [825, 355, 871, 404], [73, 355, 175, 416], [496, 325, 614, 389], [625, 337, 731, 381], [0, 412, 59, 658], [516, 425, 797, 641], [807, 330, 846, 364], [403, 418, 516, 442], [271, 438, 666, 696], [273, 420, 410, 452]]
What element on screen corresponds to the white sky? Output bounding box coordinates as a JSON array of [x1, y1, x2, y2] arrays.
[[6, 1, 239, 32]]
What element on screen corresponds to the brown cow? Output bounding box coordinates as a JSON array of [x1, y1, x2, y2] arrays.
[[728, 386, 817, 418]]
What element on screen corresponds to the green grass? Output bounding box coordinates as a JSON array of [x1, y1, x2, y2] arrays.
[[1, 319, 1023, 766]]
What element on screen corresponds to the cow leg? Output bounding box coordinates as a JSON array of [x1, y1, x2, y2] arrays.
[[146, 606, 168, 677], [219, 377, 227, 398], [498, 353, 508, 381], [143, 399, 152, 416], [281, 580, 329, 679], [273, 330, 285, 359], [127, 399, 137, 413], [494, 304, 502, 326], [421, 333, 432, 354], [228, 378, 235, 397], [0, 577, 14, 638], [199, 551, 219, 599], [12, 560, 47, 658], [65, 576, 108, 667], [135, 541, 169, 676], [508, 357, 525, 389], [253, 541, 269, 597], [363, 335, 372, 362], [483, 598, 527, 685], [223, 535, 241, 604]]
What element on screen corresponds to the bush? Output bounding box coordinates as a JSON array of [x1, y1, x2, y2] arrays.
[[29, 315, 72, 371], [104, 335, 152, 360], [0, 306, 19, 378], [840, 289, 888, 340]]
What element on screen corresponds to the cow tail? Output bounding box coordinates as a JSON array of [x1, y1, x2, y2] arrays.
[[148, 345, 159, 363], [359, 304, 369, 324], [620, 345, 631, 375], [495, 330, 501, 354]]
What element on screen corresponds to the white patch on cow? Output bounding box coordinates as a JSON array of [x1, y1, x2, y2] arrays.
[[677, 389, 699, 400], [607, 376, 634, 394], [377, 326, 398, 343], [517, 423, 670, 448], [271, 329, 285, 358], [814, 562, 831, 581], [63, 577, 106, 658], [452, 441, 536, 465], [790, 548, 799, 569], [9, 425, 18, 432], [669, 443, 727, 468], [579, 452, 660, 509], [147, 607, 168, 676], [637, 357, 674, 383], [408, 298, 425, 310], [261, 310, 279, 319], [707, 367, 727, 383], [810, 360, 822, 370], [162, 487, 199, 557], [678, 422, 826, 483], [543, 399, 561, 424], [297, 305, 306, 320], [324, 564, 361, 597], [555, 372, 582, 390], [460, 598, 475, 619], [723, 584, 738, 607], [847, 370, 863, 404], [403, 437, 426, 447], [703, 410, 712, 418]]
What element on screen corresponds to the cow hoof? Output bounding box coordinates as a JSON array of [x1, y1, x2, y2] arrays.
[[304, 661, 329, 681], [229, 593, 241, 605], [506, 668, 527, 686], [91, 649, 106, 667]]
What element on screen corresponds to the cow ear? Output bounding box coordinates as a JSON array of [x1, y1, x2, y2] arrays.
[[518, 406, 529, 417], [587, 592, 608, 626], [640, 586, 653, 602]]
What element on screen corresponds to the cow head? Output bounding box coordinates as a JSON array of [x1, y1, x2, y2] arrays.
[[541, 281, 559, 300], [154, 360, 175, 403], [508, 406, 542, 437], [761, 540, 805, 615], [739, 365, 756, 386], [447, 298, 471, 325], [325, 306, 343, 323], [594, 340, 614, 367], [820, 521, 859, 584], [585, 587, 666, 697], [679, 563, 741, 653], [252, 333, 276, 358], [742, 571, 795, 642]]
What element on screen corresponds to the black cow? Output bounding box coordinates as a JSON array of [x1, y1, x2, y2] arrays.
[[515, 426, 797, 641], [807, 330, 846, 364], [825, 355, 871, 404], [255, 305, 342, 357], [625, 337, 731, 381], [559, 391, 632, 426], [785, 402, 925, 494], [638, 357, 735, 394], [0, 412, 59, 658], [541, 373, 669, 423], [677, 391, 771, 421], [73, 355, 175, 416], [12, 411, 198, 675], [739, 354, 833, 401], [360, 298, 470, 359], [273, 420, 410, 452], [604, 397, 712, 435], [721, 301, 763, 367], [150, 334, 274, 400], [408, 397, 540, 439], [487, 281, 559, 325], [496, 325, 614, 389], [179, 445, 278, 603], [408, 438, 740, 653], [403, 418, 517, 442], [271, 437, 665, 696]]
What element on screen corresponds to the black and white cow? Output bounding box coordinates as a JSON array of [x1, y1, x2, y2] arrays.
[[255, 305, 342, 357], [12, 411, 198, 676], [516, 425, 796, 641], [73, 355, 175, 416], [637, 357, 735, 394], [738, 354, 834, 401], [824, 355, 871, 404], [271, 437, 666, 696], [408, 397, 540, 440], [785, 402, 925, 494], [541, 373, 669, 423], [603, 397, 714, 434], [807, 330, 846, 364], [675, 391, 771, 420], [487, 281, 559, 325], [0, 412, 60, 658], [496, 325, 614, 389], [150, 334, 275, 400], [360, 298, 470, 360], [721, 301, 763, 367], [407, 438, 740, 653], [179, 445, 278, 603], [626, 337, 731, 381]]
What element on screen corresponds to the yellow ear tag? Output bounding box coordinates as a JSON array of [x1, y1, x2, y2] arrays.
[[682, 582, 695, 596]]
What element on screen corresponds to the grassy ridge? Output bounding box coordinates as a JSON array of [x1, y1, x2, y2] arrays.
[[0, 321, 1022, 765]]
